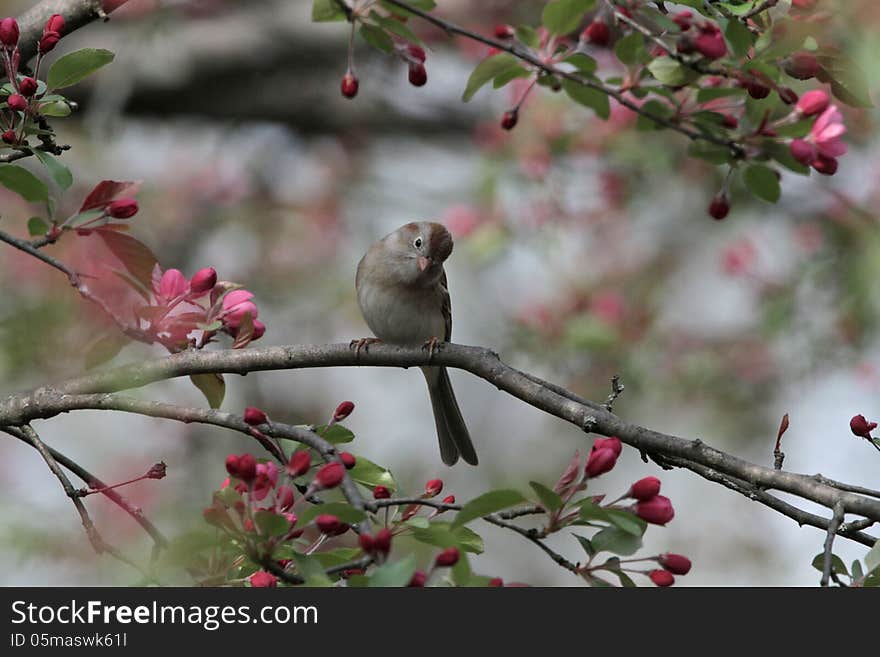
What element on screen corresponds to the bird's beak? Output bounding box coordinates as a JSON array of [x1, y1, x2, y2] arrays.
[[418, 256, 431, 272]]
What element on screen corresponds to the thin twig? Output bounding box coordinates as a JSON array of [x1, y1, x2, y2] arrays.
[[821, 501, 845, 587]]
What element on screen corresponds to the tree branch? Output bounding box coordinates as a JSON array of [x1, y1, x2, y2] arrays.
[[821, 501, 845, 587]]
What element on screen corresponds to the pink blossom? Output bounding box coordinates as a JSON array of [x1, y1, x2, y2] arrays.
[[808, 105, 847, 158], [154, 268, 189, 304], [221, 289, 259, 330]]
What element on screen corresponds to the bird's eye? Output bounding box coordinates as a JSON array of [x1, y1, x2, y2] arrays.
[[413, 236, 423, 249]]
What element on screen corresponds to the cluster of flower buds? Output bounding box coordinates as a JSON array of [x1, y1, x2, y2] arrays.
[[399, 43, 427, 87], [624, 476, 675, 525], [788, 90, 846, 176], [676, 19, 727, 60], [586, 436, 622, 478]]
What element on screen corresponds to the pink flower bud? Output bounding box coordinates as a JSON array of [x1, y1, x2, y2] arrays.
[[693, 23, 727, 60], [629, 476, 661, 501], [373, 485, 391, 499], [189, 267, 217, 295], [276, 485, 294, 512], [225, 454, 240, 477], [425, 479, 443, 497], [649, 569, 675, 587], [592, 437, 622, 457], [850, 414, 877, 439], [44, 14, 65, 35], [501, 110, 518, 131], [107, 198, 139, 219], [315, 514, 346, 535], [221, 289, 259, 330], [1, 129, 15, 144], [796, 89, 830, 117], [145, 462, 167, 479], [0, 17, 19, 48], [314, 462, 345, 489], [358, 532, 374, 553], [442, 495, 455, 505], [339, 452, 356, 470], [373, 528, 392, 555], [672, 10, 693, 31], [434, 546, 460, 567], [408, 570, 427, 587], [783, 51, 819, 80], [18, 77, 37, 97], [658, 553, 692, 575], [243, 406, 268, 426], [789, 138, 816, 165], [582, 20, 610, 47], [406, 44, 426, 63], [287, 451, 311, 477], [811, 154, 838, 176], [249, 570, 277, 588], [333, 400, 355, 422], [585, 448, 617, 478], [494, 24, 514, 39], [7, 94, 27, 112], [341, 72, 359, 99], [408, 63, 427, 87], [251, 320, 266, 340], [38, 31, 61, 53], [708, 193, 730, 220], [635, 495, 675, 525]]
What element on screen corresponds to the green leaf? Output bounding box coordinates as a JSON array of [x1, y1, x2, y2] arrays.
[[379, 0, 436, 17], [316, 423, 355, 444], [529, 481, 563, 512], [851, 560, 864, 581], [617, 570, 638, 587], [453, 489, 526, 527], [816, 55, 872, 108], [696, 87, 747, 103], [47, 48, 115, 90], [765, 141, 810, 175], [348, 455, 397, 491], [33, 151, 73, 190], [296, 502, 366, 527], [573, 534, 595, 557], [369, 555, 417, 587], [462, 53, 520, 102], [27, 216, 49, 236], [254, 510, 290, 537], [688, 141, 735, 165], [591, 526, 642, 556], [359, 24, 394, 53], [614, 32, 644, 66], [493, 65, 531, 89], [542, 0, 596, 35], [312, 0, 348, 21], [39, 100, 72, 117], [578, 499, 610, 523], [371, 12, 421, 44], [564, 52, 598, 75], [865, 541, 880, 574], [743, 164, 781, 203], [811, 552, 849, 576], [515, 25, 539, 48], [724, 17, 753, 58], [604, 509, 647, 537], [562, 79, 610, 119], [292, 552, 332, 586], [410, 521, 485, 554], [190, 373, 225, 409], [647, 57, 697, 86], [0, 164, 49, 202], [313, 547, 362, 568]]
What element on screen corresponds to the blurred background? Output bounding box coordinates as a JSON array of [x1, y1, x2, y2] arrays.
[[0, 0, 878, 586]]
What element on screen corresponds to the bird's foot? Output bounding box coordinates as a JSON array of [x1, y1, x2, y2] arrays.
[[421, 337, 443, 361], [350, 337, 382, 358]]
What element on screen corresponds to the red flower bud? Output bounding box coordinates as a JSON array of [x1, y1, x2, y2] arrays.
[[783, 51, 819, 80], [7, 94, 27, 112], [629, 476, 661, 501], [708, 193, 730, 220], [488, 577, 504, 587], [190, 267, 217, 295], [649, 569, 675, 587], [501, 109, 518, 131], [314, 462, 345, 489], [339, 452, 356, 470], [850, 414, 877, 439], [746, 80, 770, 99], [778, 87, 798, 105], [249, 570, 277, 588], [145, 462, 167, 479], [276, 485, 295, 512], [243, 406, 268, 426], [18, 77, 38, 97], [585, 447, 617, 478], [721, 113, 738, 129], [434, 546, 460, 567], [1, 129, 15, 144], [592, 437, 622, 457], [44, 14, 65, 36], [408, 63, 427, 87], [425, 479, 443, 497], [373, 485, 391, 499], [693, 24, 727, 60], [287, 451, 311, 477], [0, 17, 19, 48], [658, 553, 692, 575], [811, 154, 838, 176], [408, 570, 428, 587], [494, 24, 514, 39], [358, 532, 374, 553], [333, 400, 355, 422], [38, 31, 61, 53], [405, 44, 426, 63], [789, 138, 816, 166], [374, 528, 392, 554], [582, 21, 610, 47], [341, 72, 359, 99], [107, 198, 139, 219], [635, 495, 675, 525], [237, 454, 257, 482], [672, 10, 693, 31], [225, 454, 240, 477], [315, 514, 347, 535], [442, 495, 455, 505], [796, 89, 829, 117]]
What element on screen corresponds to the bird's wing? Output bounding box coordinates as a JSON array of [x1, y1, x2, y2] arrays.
[[440, 270, 452, 341]]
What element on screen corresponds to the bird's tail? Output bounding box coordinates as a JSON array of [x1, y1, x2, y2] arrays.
[[422, 366, 478, 466]]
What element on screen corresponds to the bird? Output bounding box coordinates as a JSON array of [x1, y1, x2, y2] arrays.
[[355, 221, 477, 466]]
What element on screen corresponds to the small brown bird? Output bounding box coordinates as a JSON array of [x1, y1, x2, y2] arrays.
[[355, 221, 477, 466]]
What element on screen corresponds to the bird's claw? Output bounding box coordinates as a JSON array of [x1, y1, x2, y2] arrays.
[[421, 337, 443, 361], [350, 337, 382, 358]]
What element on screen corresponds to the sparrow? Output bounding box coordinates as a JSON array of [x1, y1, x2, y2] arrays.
[[355, 221, 477, 466]]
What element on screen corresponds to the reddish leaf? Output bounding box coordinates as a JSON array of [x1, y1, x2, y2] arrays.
[[775, 413, 790, 450], [80, 180, 141, 212], [93, 227, 158, 290], [553, 450, 583, 495]]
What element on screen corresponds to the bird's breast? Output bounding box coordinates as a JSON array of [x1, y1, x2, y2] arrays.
[[357, 280, 446, 345]]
